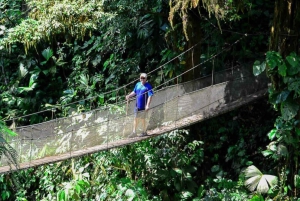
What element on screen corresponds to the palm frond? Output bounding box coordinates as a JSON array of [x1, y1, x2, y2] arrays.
[[244, 165, 278, 194]]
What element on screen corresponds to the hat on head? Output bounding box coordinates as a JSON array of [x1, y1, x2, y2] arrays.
[[140, 73, 147, 78]]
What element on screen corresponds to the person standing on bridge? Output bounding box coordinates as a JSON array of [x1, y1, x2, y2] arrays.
[[126, 73, 154, 137]]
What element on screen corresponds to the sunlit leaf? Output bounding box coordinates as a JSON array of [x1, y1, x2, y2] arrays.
[[267, 129, 277, 140], [125, 189, 135, 197], [180, 191, 193, 199], [173, 168, 183, 174], [19, 62, 28, 78], [244, 165, 278, 194]]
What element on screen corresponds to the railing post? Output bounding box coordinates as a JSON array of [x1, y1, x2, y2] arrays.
[[106, 107, 110, 149], [70, 129, 74, 158], [30, 127, 33, 166], [212, 59, 215, 85], [175, 77, 179, 129]]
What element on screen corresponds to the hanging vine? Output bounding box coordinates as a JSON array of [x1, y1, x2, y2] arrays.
[[168, 0, 249, 40]]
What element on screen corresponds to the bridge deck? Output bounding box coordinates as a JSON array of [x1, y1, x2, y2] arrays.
[[0, 88, 267, 174]]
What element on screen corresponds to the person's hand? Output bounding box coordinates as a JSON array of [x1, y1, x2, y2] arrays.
[[126, 95, 129, 100], [145, 105, 149, 111]]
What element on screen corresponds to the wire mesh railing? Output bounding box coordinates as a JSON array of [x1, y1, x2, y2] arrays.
[[0, 65, 269, 173]]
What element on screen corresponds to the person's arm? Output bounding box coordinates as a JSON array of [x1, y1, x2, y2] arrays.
[[145, 83, 154, 110], [145, 96, 152, 111], [126, 91, 136, 100]]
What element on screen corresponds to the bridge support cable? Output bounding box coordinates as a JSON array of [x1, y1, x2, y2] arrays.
[[4, 32, 217, 125], [1, 34, 271, 173]]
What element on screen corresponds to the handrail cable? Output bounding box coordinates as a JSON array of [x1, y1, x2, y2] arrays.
[[4, 31, 214, 122], [5, 30, 247, 124], [12, 33, 247, 131]]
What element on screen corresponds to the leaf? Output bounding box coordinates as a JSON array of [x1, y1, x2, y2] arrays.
[[294, 175, 300, 188], [281, 100, 299, 121], [173, 168, 183, 174], [29, 73, 38, 87], [180, 191, 193, 199], [266, 51, 282, 70], [1, 126, 17, 137], [244, 165, 278, 194], [286, 54, 299, 68], [75, 184, 81, 194], [286, 53, 300, 76], [98, 94, 104, 104], [103, 57, 111, 71], [211, 165, 219, 172], [277, 144, 288, 157], [262, 150, 273, 157], [79, 74, 89, 87], [288, 79, 300, 95], [253, 60, 266, 76], [278, 63, 287, 76], [125, 189, 135, 197], [19, 62, 28, 78], [249, 194, 264, 201], [57, 190, 66, 201], [267, 129, 277, 140], [42, 47, 53, 61], [276, 91, 290, 104], [295, 127, 300, 136], [197, 185, 205, 198]]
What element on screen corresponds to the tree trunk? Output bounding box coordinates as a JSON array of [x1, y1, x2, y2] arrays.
[[269, 0, 300, 56], [269, 0, 300, 197], [183, 12, 202, 82]]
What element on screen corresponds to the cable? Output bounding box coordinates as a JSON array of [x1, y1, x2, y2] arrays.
[[5, 29, 247, 123], [4, 34, 209, 122]]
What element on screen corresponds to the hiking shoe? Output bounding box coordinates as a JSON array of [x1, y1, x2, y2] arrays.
[[128, 132, 136, 138], [138, 132, 147, 137]]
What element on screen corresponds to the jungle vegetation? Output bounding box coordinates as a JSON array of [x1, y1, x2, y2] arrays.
[[0, 0, 300, 200]]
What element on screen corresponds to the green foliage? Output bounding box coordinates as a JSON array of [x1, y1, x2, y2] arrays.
[[0, 120, 18, 168], [253, 51, 300, 198], [0, 0, 280, 200]]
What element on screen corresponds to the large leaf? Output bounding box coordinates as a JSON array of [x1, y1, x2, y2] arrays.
[[19, 62, 28, 78], [286, 53, 300, 75], [244, 165, 278, 194], [276, 90, 290, 104], [281, 100, 299, 121], [42, 47, 53, 61], [286, 52, 299, 68], [278, 63, 287, 76], [266, 51, 282, 70], [277, 144, 288, 157], [253, 60, 266, 76]]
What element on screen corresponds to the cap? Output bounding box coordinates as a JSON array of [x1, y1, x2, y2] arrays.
[[140, 73, 147, 78]]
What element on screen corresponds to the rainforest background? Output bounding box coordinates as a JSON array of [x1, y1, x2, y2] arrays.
[[1, 0, 300, 200]]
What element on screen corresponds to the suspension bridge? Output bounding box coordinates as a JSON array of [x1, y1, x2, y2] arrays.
[[0, 65, 268, 174]]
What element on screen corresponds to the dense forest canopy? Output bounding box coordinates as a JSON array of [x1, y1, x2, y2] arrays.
[[1, 0, 300, 200]]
